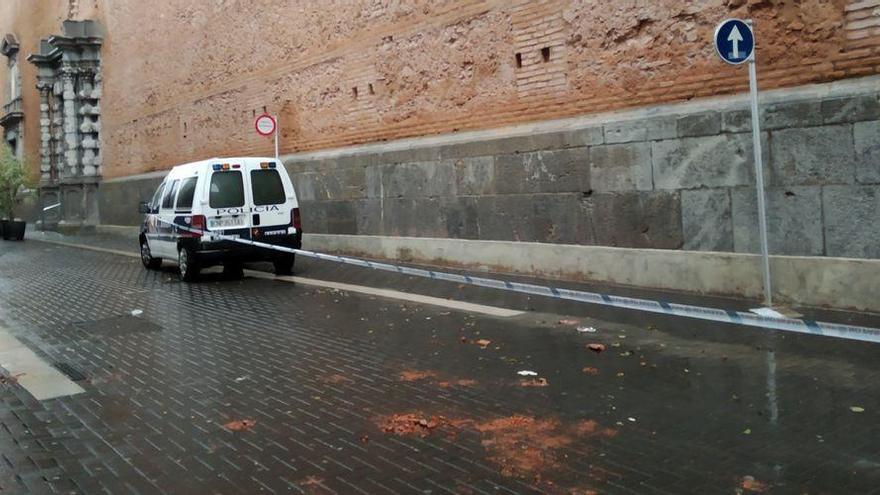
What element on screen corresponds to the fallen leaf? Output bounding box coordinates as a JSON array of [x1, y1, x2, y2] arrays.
[[587, 343, 606, 353], [582, 367, 599, 375], [558, 319, 580, 326], [475, 339, 491, 349], [743, 428, 751, 434], [850, 406, 865, 413]]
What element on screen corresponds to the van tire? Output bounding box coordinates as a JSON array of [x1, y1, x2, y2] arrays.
[[223, 261, 244, 280], [178, 246, 200, 282], [140, 238, 162, 270], [273, 254, 295, 275]]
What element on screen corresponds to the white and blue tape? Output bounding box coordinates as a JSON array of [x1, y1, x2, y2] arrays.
[[160, 219, 880, 344]]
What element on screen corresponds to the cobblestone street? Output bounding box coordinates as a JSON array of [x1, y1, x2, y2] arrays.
[[1, 239, 879, 494]]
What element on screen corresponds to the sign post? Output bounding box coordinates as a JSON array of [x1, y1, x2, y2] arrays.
[[714, 18, 772, 308], [255, 113, 279, 160]]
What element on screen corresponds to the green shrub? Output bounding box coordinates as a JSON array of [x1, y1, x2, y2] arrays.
[[0, 145, 27, 220]]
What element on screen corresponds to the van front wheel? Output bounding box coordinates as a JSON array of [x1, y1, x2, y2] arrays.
[[273, 254, 295, 275], [140, 238, 162, 270], [178, 247, 201, 282]]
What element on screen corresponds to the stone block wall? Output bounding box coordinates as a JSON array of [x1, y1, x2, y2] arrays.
[[287, 87, 880, 259]]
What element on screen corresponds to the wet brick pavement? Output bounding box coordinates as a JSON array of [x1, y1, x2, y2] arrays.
[[1, 239, 880, 494]]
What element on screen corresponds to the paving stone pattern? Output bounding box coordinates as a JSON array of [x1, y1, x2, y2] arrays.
[[2, 242, 880, 494]]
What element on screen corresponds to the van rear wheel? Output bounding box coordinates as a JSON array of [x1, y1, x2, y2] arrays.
[[140, 238, 162, 270], [178, 246, 201, 282], [273, 254, 295, 275]]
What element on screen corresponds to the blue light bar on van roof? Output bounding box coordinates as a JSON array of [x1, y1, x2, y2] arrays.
[[212, 164, 222, 171]]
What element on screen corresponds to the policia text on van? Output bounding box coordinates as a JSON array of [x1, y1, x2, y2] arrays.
[[138, 158, 302, 282]]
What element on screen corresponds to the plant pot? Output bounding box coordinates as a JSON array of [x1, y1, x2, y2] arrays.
[[4, 220, 25, 241]]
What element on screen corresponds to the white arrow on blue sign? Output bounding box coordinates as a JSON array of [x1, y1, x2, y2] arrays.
[[714, 19, 754, 65]]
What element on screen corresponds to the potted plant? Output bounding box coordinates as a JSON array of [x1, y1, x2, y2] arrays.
[[0, 144, 30, 241]]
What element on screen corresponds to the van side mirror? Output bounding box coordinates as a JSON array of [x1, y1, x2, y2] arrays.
[[138, 201, 151, 214]]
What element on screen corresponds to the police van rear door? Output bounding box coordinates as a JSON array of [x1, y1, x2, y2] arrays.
[[246, 159, 290, 230], [205, 162, 251, 236]]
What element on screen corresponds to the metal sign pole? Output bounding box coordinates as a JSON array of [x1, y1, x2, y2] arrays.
[[274, 115, 279, 160], [746, 20, 772, 307]]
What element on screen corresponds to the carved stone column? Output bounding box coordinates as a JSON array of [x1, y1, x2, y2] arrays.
[[61, 70, 79, 178], [78, 70, 100, 177], [37, 84, 52, 182]]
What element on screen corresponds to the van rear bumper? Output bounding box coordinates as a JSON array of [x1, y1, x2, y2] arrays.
[[191, 233, 301, 264]]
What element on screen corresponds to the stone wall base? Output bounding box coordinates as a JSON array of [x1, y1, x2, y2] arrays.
[[303, 233, 880, 314]]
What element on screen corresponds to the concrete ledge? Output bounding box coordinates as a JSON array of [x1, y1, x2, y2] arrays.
[[90, 225, 880, 313], [303, 233, 880, 313], [95, 224, 139, 237]]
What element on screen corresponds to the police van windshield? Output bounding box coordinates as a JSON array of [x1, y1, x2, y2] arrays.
[[209, 171, 244, 208], [250, 169, 286, 206]]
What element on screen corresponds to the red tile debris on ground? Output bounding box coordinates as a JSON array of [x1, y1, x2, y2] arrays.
[[587, 343, 606, 353], [399, 369, 477, 388], [473, 416, 573, 479], [582, 367, 600, 375], [398, 370, 440, 382], [223, 419, 257, 432], [519, 377, 549, 387], [558, 319, 580, 326], [475, 339, 492, 349], [437, 379, 478, 388], [571, 419, 618, 439], [740, 475, 768, 493], [377, 413, 471, 438], [297, 476, 327, 494]]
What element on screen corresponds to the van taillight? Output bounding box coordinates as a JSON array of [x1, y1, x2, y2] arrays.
[[186, 215, 207, 236], [291, 208, 302, 230]]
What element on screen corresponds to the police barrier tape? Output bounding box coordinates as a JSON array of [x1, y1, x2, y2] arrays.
[[157, 219, 880, 344]]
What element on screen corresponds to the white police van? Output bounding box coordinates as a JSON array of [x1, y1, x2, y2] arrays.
[[138, 157, 302, 282]]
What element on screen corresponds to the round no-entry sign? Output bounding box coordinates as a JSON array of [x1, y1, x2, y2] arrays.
[[255, 114, 276, 136]]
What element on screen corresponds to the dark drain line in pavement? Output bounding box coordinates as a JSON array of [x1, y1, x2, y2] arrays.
[[156, 219, 880, 344]]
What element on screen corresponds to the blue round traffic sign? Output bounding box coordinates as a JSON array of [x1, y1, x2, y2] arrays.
[[714, 19, 754, 65]]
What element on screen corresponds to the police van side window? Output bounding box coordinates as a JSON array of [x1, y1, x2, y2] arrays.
[[175, 177, 198, 211], [209, 172, 244, 208], [250, 169, 286, 206], [150, 183, 166, 211], [161, 180, 179, 210]]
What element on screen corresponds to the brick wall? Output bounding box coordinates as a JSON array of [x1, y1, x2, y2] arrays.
[[846, 0, 880, 48], [87, 0, 880, 178]]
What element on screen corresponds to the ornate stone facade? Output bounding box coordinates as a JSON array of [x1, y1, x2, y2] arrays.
[[0, 33, 23, 159], [27, 20, 102, 226]]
